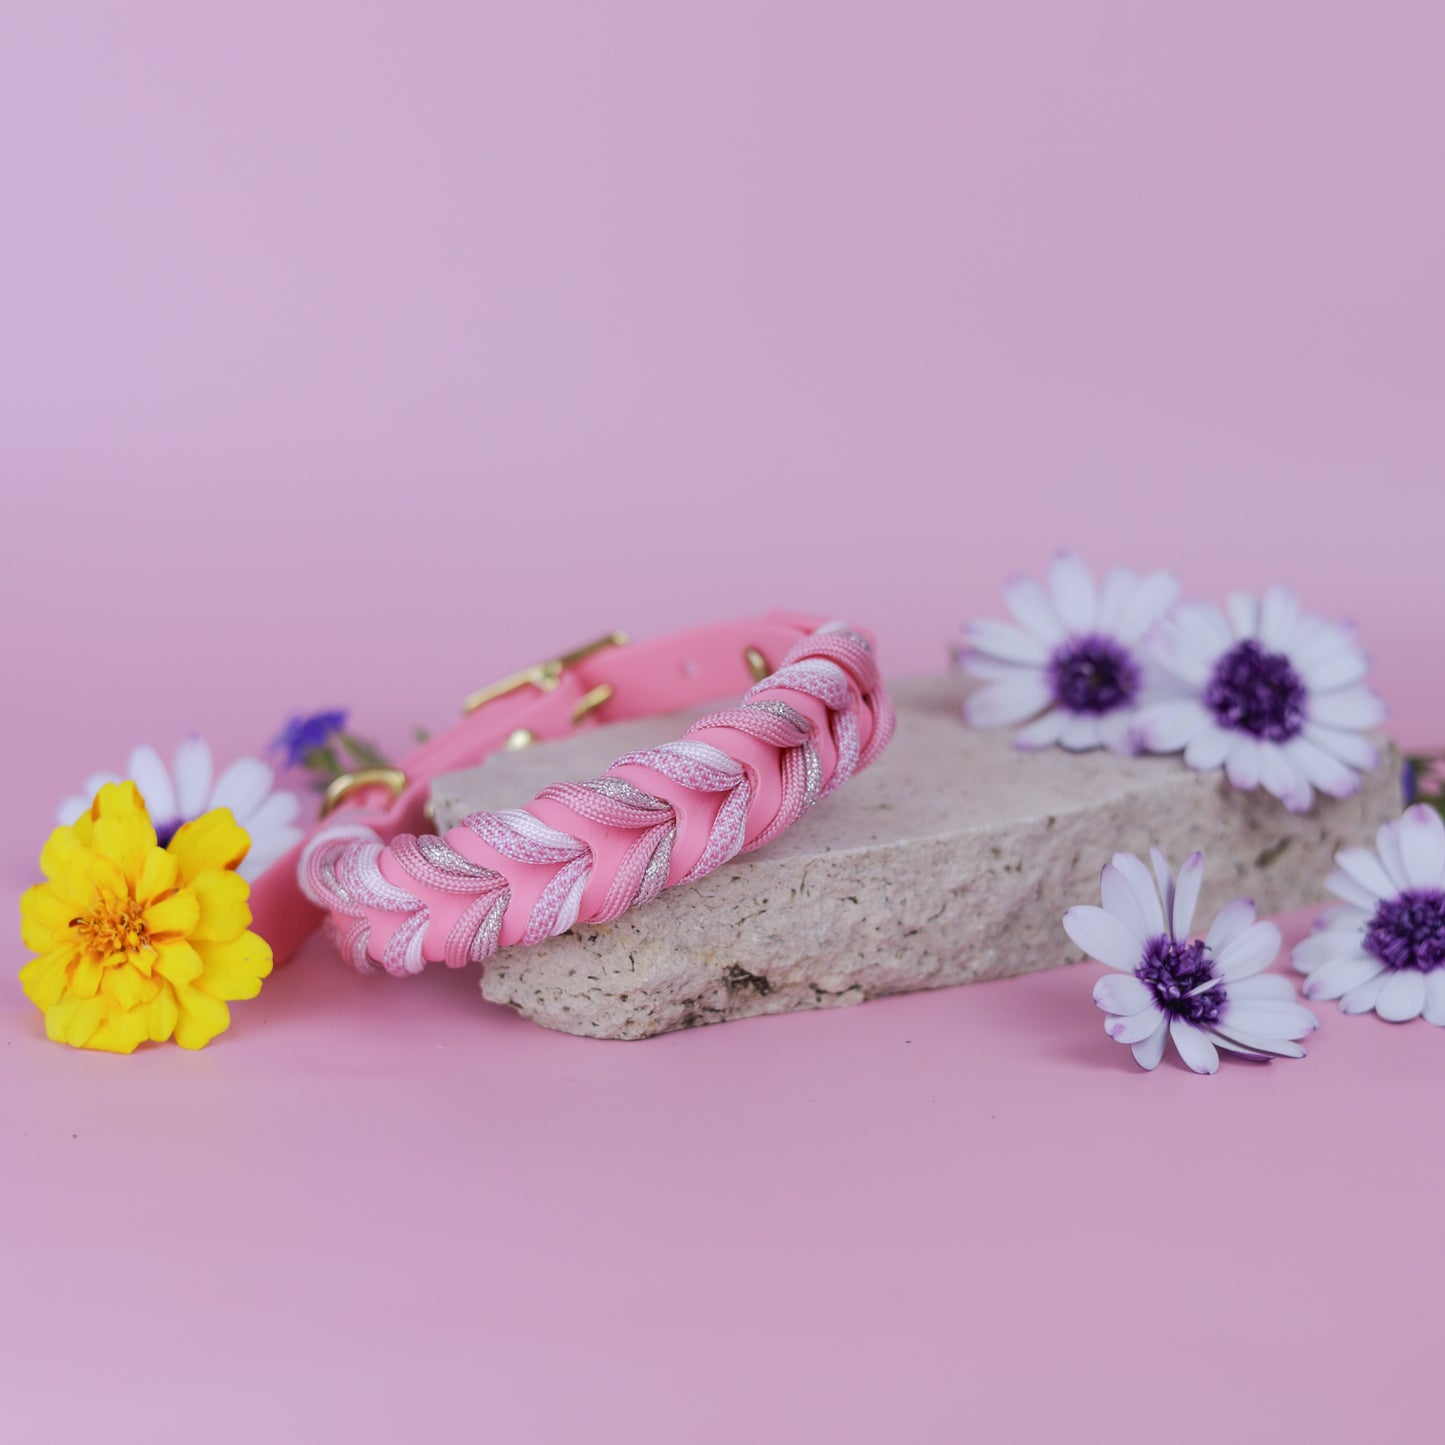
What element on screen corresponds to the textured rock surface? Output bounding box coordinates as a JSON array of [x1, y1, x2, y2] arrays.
[[431, 674, 1400, 1040]]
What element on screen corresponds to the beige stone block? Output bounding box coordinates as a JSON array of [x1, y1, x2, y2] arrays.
[[430, 674, 1400, 1039]]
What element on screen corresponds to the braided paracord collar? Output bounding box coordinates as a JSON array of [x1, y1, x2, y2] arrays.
[[298, 621, 894, 976]]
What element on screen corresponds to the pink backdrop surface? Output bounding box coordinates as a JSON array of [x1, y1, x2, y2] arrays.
[[2, 3, 1442, 1441]]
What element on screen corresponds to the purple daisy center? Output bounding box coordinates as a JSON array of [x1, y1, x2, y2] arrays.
[[1363, 889, 1445, 972], [1204, 639, 1307, 742], [1047, 634, 1140, 715], [1137, 935, 1226, 1025]]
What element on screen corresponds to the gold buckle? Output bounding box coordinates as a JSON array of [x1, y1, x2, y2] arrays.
[[319, 766, 409, 818], [461, 630, 629, 715]]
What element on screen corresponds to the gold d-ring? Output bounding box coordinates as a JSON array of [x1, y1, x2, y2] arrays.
[[320, 766, 409, 818]]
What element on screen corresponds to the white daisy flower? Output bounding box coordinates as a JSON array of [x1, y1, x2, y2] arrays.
[[959, 554, 1181, 754], [1131, 583, 1384, 813], [1065, 848, 1318, 1074], [1293, 804, 1445, 1024], [57, 739, 304, 881]]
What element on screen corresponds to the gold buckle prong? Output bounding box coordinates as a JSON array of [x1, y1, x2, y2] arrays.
[[320, 766, 409, 818], [461, 630, 630, 716], [570, 683, 614, 725]]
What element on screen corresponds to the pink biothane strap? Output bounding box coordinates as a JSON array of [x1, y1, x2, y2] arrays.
[[283, 615, 894, 977], [250, 612, 829, 963]]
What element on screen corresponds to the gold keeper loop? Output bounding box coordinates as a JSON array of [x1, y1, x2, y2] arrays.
[[462, 631, 630, 716]]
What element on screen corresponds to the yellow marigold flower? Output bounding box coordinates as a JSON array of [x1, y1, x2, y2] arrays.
[[18, 781, 273, 1053]]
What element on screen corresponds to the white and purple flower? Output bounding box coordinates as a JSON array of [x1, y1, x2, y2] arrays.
[[1065, 848, 1318, 1073], [1293, 804, 1445, 1024], [58, 739, 303, 881], [960, 554, 1180, 754], [1131, 584, 1383, 813]]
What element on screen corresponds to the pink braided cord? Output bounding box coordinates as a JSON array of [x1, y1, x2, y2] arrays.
[[300, 622, 895, 976]]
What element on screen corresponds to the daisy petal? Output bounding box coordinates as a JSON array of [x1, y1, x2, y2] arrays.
[[1257, 585, 1301, 650], [56, 796, 90, 826], [1375, 820, 1411, 892], [1224, 736, 1262, 791], [965, 619, 1050, 667], [965, 673, 1057, 728], [1064, 906, 1145, 971], [1290, 617, 1355, 672], [1333, 846, 1398, 901], [1315, 904, 1371, 932], [1225, 593, 1258, 639], [1096, 710, 1138, 756], [1423, 972, 1445, 1027], [1258, 745, 1313, 813], [1284, 738, 1361, 800], [1101, 863, 1153, 944], [1002, 576, 1064, 645], [240, 789, 302, 833], [1214, 921, 1283, 981], [1131, 1019, 1170, 1070], [1376, 968, 1426, 1023], [965, 677, 1053, 728], [1210, 1025, 1305, 1059], [1013, 709, 1068, 751], [1094, 974, 1153, 1014], [1303, 724, 1378, 772], [1339, 973, 1389, 1015], [1222, 999, 1318, 1040], [1323, 869, 1381, 912], [1228, 972, 1300, 1002], [1094, 568, 1139, 633], [1292, 930, 1369, 973], [1205, 897, 1257, 955], [1170, 1017, 1219, 1074], [1109, 1005, 1167, 1044], [1172, 852, 1204, 939], [1309, 688, 1386, 731], [1132, 700, 1210, 754], [1149, 849, 1175, 928], [1301, 647, 1368, 692], [1397, 804, 1445, 890], [1183, 725, 1233, 771], [1113, 571, 1180, 644], [962, 653, 1040, 684], [173, 737, 214, 819], [1059, 714, 1103, 751], [128, 744, 178, 825], [1149, 627, 1212, 687], [211, 758, 276, 820], [1048, 554, 1096, 633], [249, 823, 303, 864], [1300, 954, 1383, 1001], [1111, 852, 1166, 936], [1206, 1032, 1272, 1061]]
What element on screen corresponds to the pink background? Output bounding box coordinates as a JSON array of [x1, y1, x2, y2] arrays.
[[2, 3, 1442, 1440]]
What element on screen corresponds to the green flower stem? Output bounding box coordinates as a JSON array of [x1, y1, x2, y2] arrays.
[[303, 743, 341, 778], [339, 733, 390, 770], [1405, 751, 1445, 820]]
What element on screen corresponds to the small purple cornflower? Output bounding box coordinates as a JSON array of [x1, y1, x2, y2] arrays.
[[272, 710, 349, 770]]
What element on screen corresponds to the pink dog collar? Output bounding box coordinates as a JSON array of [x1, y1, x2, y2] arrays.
[[259, 613, 893, 976]]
